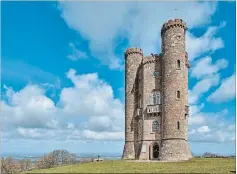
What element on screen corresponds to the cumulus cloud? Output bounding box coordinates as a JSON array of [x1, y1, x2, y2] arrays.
[[58, 1, 217, 69], [207, 74, 236, 103], [1, 69, 125, 141], [188, 106, 235, 143]]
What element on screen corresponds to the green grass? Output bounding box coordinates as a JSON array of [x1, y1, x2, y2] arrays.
[[28, 158, 236, 173]]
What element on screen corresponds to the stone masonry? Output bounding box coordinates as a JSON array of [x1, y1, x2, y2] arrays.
[[122, 19, 192, 161]]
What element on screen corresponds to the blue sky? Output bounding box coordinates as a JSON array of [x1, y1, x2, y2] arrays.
[[1, 1, 236, 156]]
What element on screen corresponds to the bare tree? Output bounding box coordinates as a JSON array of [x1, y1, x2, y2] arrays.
[[19, 159, 32, 171], [35, 149, 76, 169], [1, 157, 20, 174]]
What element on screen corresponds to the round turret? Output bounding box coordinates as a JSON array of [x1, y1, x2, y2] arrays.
[[159, 18, 192, 161], [122, 47, 143, 160], [125, 47, 143, 58]]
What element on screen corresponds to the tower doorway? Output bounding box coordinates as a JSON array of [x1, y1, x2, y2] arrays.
[[153, 143, 159, 159]]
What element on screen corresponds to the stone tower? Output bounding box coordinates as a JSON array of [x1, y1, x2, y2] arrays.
[[159, 19, 192, 161], [122, 48, 143, 159], [122, 19, 192, 161]]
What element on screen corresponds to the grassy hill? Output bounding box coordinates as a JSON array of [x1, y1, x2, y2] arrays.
[[28, 158, 235, 173]]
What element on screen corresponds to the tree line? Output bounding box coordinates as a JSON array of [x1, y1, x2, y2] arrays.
[[1, 149, 77, 174]]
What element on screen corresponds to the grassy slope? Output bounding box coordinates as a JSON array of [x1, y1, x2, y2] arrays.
[[28, 158, 236, 173]]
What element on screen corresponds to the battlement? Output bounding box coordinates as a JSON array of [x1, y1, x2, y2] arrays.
[[142, 54, 161, 66], [161, 18, 187, 36], [125, 47, 143, 58]]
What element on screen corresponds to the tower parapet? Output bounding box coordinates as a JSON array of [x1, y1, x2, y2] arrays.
[[161, 19, 187, 36], [125, 47, 143, 58]]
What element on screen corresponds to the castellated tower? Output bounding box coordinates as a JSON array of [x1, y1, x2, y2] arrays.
[[122, 19, 192, 161], [122, 48, 143, 159], [159, 19, 192, 161]]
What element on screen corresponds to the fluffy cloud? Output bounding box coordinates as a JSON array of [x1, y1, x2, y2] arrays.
[[1, 69, 125, 141], [58, 1, 217, 69], [191, 56, 228, 79], [188, 106, 235, 143], [207, 74, 236, 103]]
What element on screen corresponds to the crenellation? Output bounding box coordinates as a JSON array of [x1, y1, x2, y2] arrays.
[[125, 47, 144, 58], [122, 18, 192, 162], [161, 18, 187, 36]]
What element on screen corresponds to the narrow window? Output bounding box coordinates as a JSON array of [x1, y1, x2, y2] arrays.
[[152, 121, 159, 132], [139, 95, 142, 108], [177, 60, 181, 69], [177, 121, 180, 130], [177, 91, 180, 99]]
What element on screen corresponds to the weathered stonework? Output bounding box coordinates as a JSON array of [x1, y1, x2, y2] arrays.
[[122, 19, 192, 161]]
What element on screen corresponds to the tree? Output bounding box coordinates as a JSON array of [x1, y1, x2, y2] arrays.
[[203, 152, 218, 158], [1, 157, 19, 174], [35, 149, 76, 169], [19, 159, 32, 171]]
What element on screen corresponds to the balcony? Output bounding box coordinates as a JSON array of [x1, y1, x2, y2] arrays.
[[147, 105, 161, 114], [185, 105, 189, 115]]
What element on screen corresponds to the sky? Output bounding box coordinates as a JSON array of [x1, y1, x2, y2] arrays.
[[1, 1, 236, 156]]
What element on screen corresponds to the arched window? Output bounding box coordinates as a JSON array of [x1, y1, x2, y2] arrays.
[[152, 91, 161, 105], [177, 91, 180, 99], [152, 120, 159, 132], [177, 60, 181, 69], [177, 121, 180, 130]]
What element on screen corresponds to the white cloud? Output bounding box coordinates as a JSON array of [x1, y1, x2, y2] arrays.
[[1, 85, 57, 130], [188, 106, 235, 143], [189, 115, 206, 125], [189, 74, 220, 104], [197, 126, 210, 133], [17, 127, 43, 138], [186, 22, 226, 61], [58, 1, 217, 69], [1, 69, 125, 141], [207, 74, 236, 103], [191, 56, 228, 79], [67, 42, 88, 61], [82, 130, 124, 141]]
